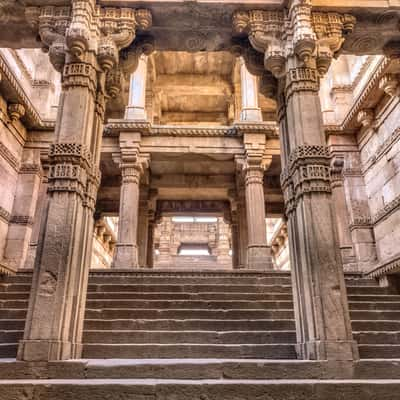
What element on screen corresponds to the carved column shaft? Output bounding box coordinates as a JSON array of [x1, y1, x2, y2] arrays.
[[244, 165, 272, 269], [18, 61, 101, 361], [113, 164, 141, 268], [18, 2, 152, 361], [233, 5, 358, 360], [279, 59, 358, 361]]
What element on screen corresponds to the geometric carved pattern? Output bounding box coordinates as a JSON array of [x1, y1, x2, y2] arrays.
[[281, 145, 332, 214]]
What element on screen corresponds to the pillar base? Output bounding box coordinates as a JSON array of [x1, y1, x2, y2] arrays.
[[247, 245, 273, 269], [240, 108, 262, 121], [112, 244, 138, 268], [124, 106, 147, 121], [17, 339, 82, 361], [296, 339, 359, 361]]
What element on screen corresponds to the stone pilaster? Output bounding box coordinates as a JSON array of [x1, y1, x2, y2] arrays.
[[233, 3, 358, 360], [330, 155, 357, 270], [137, 190, 150, 267], [24, 168, 49, 270], [18, 1, 152, 361], [2, 157, 42, 271]]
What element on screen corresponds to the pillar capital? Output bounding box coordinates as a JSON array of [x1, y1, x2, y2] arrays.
[[233, 7, 355, 79]]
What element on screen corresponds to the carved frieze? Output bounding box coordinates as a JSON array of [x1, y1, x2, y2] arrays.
[[372, 194, 400, 226], [157, 200, 230, 215], [0, 206, 11, 224], [0, 141, 19, 172], [9, 215, 34, 226]]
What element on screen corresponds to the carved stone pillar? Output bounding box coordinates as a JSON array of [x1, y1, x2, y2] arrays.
[[236, 189, 248, 268], [125, 55, 148, 120], [233, 5, 358, 360], [19, 2, 152, 361], [244, 164, 272, 269], [240, 58, 262, 121], [137, 193, 149, 267], [146, 219, 155, 268], [113, 137, 146, 269], [216, 217, 231, 267], [158, 217, 172, 267], [331, 156, 357, 270], [3, 158, 42, 271]]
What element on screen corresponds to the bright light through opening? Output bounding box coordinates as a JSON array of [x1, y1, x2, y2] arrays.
[[179, 249, 211, 256], [172, 216, 218, 223]]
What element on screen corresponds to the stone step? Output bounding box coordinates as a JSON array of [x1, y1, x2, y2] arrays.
[[83, 318, 296, 331], [87, 284, 294, 293], [0, 309, 27, 319], [86, 299, 295, 310], [0, 284, 31, 293], [82, 343, 297, 359], [1, 378, 400, 399], [348, 294, 400, 300], [86, 292, 294, 301], [349, 301, 400, 310], [0, 343, 18, 358], [2, 359, 400, 380], [358, 344, 400, 359], [0, 330, 23, 343], [350, 310, 400, 320], [84, 308, 295, 320], [88, 276, 294, 285], [0, 319, 26, 330], [0, 300, 28, 309], [354, 331, 400, 344], [351, 320, 400, 331], [346, 286, 393, 295], [0, 292, 30, 300], [83, 330, 297, 344]]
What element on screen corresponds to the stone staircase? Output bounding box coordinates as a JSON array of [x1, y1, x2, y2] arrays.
[[0, 269, 400, 359]]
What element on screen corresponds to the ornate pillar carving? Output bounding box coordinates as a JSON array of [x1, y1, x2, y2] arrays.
[[18, 1, 152, 361], [233, 3, 359, 360]]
